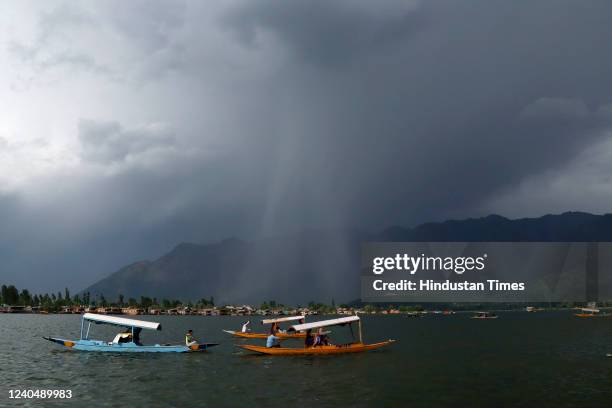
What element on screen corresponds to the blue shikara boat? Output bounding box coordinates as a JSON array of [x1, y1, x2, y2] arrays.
[[44, 313, 219, 353]]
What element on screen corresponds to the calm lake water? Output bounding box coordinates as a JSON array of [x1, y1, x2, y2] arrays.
[[1, 311, 612, 407]]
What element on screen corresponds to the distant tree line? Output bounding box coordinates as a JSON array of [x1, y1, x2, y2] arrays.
[[0, 284, 216, 312], [1, 284, 75, 311]]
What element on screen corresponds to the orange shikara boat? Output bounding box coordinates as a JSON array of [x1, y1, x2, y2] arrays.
[[238, 315, 396, 355], [238, 340, 395, 356], [223, 315, 308, 339], [238, 340, 395, 355], [574, 308, 610, 318]]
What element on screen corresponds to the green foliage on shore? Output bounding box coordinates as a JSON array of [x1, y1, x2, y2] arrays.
[[0, 283, 216, 312]]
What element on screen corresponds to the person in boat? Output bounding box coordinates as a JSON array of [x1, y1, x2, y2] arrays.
[[133, 327, 142, 345], [185, 329, 198, 346], [241, 320, 251, 333], [270, 322, 279, 334], [115, 328, 133, 344], [313, 328, 330, 347], [266, 327, 281, 348], [304, 329, 315, 348]]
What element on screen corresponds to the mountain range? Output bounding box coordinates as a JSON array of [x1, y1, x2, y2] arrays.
[[82, 212, 612, 304]]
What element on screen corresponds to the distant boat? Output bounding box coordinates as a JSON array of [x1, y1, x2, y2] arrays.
[[574, 308, 610, 318], [471, 311, 498, 319], [224, 315, 309, 339], [44, 313, 218, 353], [237, 315, 395, 355]]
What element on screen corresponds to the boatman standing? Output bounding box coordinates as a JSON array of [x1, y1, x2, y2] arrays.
[[241, 320, 251, 333], [185, 329, 198, 346]]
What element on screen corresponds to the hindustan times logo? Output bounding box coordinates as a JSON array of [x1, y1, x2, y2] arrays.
[[372, 253, 487, 275]]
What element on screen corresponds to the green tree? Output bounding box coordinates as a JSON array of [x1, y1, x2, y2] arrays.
[[364, 304, 377, 313], [118, 294, 124, 306], [19, 289, 32, 306], [140, 296, 153, 309], [4, 285, 19, 305]]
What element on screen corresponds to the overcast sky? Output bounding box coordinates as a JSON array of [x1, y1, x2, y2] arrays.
[[2, 0, 612, 292]]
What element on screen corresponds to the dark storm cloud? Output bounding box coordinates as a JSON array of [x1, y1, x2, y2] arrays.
[[224, 0, 423, 66], [221, 0, 612, 228], [3, 0, 612, 294]]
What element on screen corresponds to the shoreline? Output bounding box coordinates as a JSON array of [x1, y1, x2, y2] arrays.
[[1, 306, 604, 316]]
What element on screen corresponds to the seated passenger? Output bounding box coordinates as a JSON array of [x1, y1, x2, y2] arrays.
[[304, 329, 314, 348], [314, 328, 331, 346], [185, 329, 198, 346], [266, 326, 280, 348], [266, 333, 280, 348], [133, 327, 142, 345], [113, 328, 132, 344]]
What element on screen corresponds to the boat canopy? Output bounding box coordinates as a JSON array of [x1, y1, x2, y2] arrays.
[[261, 315, 305, 325], [83, 313, 161, 331], [289, 316, 359, 332], [580, 308, 600, 313]]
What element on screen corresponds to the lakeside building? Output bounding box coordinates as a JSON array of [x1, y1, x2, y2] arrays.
[[121, 307, 144, 315], [0, 302, 376, 316], [0, 305, 33, 313], [95, 307, 122, 315]]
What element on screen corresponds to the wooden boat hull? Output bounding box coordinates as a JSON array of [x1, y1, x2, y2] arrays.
[[44, 337, 218, 353], [471, 316, 498, 319], [223, 330, 306, 339], [237, 340, 395, 355]]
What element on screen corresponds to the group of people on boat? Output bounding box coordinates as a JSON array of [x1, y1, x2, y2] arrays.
[[264, 325, 331, 348], [304, 328, 331, 348], [113, 327, 142, 345], [112, 328, 200, 347]]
